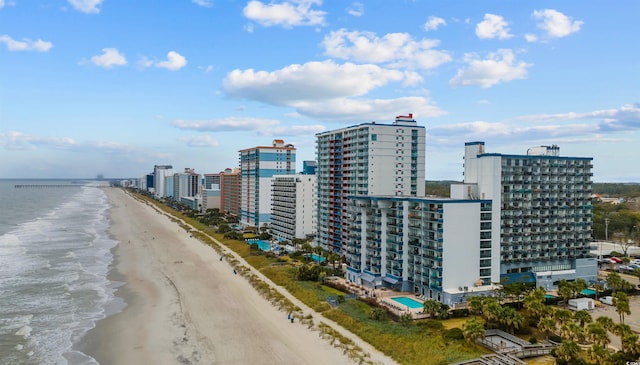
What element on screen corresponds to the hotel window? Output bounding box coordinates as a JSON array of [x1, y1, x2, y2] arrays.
[[371, 134, 377, 141]]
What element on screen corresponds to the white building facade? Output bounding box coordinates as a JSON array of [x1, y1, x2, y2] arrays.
[[315, 114, 426, 253], [239, 139, 296, 228], [270, 174, 316, 241], [153, 165, 173, 198], [345, 196, 500, 305], [451, 142, 597, 289], [173, 168, 201, 201]]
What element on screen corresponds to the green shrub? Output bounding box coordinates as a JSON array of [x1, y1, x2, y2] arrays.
[[369, 307, 387, 321], [418, 320, 444, 330], [443, 328, 464, 341], [450, 308, 469, 318], [548, 334, 563, 343], [529, 337, 538, 344]]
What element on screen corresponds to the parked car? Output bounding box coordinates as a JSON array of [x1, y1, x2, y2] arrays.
[[601, 296, 614, 305], [610, 257, 623, 263], [618, 265, 636, 273]]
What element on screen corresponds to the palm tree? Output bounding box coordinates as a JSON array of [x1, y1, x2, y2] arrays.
[[585, 344, 611, 365], [554, 308, 574, 328], [399, 313, 413, 326], [560, 322, 584, 343], [621, 331, 640, 357], [523, 287, 546, 319], [596, 316, 615, 332], [606, 271, 624, 294], [557, 280, 575, 307], [482, 298, 502, 327], [614, 291, 631, 323], [554, 340, 582, 364], [574, 309, 593, 328], [423, 299, 441, 319], [586, 322, 610, 347], [500, 306, 525, 335], [462, 318, 485, 344], [592, 282, 605, 302], [327, 252, 341, 271], [538, 316, 557, 341], [467, 296, 484, 318]]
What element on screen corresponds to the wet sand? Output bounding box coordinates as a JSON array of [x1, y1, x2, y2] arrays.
[[80, 188, 393, 364]]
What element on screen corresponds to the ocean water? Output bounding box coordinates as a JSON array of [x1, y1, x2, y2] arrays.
[[0, 179, 124, 365]]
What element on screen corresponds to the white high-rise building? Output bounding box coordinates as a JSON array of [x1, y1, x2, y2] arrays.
[[345, 196, 500, 304], [270, 174, 316, 241], [153, 165, 173, 198], [173, 168, 201, 200], [239, 139, 296, 228], [315, 114, 426, 253], [451, 142, 597, 289]]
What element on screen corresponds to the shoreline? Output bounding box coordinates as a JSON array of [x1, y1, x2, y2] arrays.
[[79, 187, 374, 364]]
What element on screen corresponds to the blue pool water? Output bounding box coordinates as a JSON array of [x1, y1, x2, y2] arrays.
[[582, 289, 597, 295], [247, 239, 270, 251], [311, 253, 326, 263], [544, 294, 557, 299], [390, 296, 423, 309], [303, 253, 326, 263]]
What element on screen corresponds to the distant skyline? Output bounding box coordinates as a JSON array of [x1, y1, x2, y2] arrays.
[[1, 1, 639, 182]]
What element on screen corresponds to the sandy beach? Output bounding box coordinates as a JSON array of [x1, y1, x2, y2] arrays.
[[81, 188, 394, 365]]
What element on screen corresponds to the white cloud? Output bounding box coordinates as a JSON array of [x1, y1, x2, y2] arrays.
[[424, 16, 446, 31], [243, 0, 326, 28], [0, 35, 53, 52], [517, 103, 640, 132], [178, 135, 219, 147], [429, 103, 640, 147], [68, 0, 103, 14], [137, 56, 154, 68], [222, 60, 447, 121], [199, 65, 214, 73], [292, 96, 446, 122], [322, 29, 451, 70], [524, 33, 538, 43], [0, 1, 5, 8], [155, 51, 187, 71], [0, 131, 76, 150], [476, 13, 513, 40], [223, 60, 404, 104], [172, 117, 325, 137], [90, 48, 127, 68], [346, 2, 363, 17], [533, 9, 583, 38], [449, 49, 531, 88], [173, 117, 281, 132], [192, 0, 213, 7]]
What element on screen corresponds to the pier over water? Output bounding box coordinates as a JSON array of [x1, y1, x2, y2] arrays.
[[14, 184, 87, 189]]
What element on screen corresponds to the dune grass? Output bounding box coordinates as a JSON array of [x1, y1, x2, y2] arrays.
[[130, 191, 488, 365]]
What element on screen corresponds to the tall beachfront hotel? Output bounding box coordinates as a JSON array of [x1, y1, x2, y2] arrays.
[[451, 142, 598, 289], [239, 139, 296, 228], [315, 114, 426, 253], [345, 196, 500, 305], [153, 164, 173, 198]]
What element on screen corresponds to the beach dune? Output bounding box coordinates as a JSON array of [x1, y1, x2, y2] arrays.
[[82, 188, 366, 364]]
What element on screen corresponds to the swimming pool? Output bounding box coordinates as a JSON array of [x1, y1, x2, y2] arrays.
[[303, 253, 326, 263], [390, 296, 423, 309], [247, 239, 270, 251], [582, 289, 597, 296]]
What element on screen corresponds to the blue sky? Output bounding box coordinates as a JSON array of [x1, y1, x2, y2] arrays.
[[1, 0, 639, 182]]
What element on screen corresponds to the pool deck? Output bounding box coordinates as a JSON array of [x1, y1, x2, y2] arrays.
[[326, 277, 435, 319]]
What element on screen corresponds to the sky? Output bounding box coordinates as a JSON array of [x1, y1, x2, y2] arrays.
[[1, 0, 639, 182]]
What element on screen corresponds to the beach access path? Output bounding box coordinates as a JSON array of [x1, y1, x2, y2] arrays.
[[82, 188, 396, 365]]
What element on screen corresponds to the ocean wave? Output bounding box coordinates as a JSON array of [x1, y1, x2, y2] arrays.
[[0, 183, 120, 365]]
